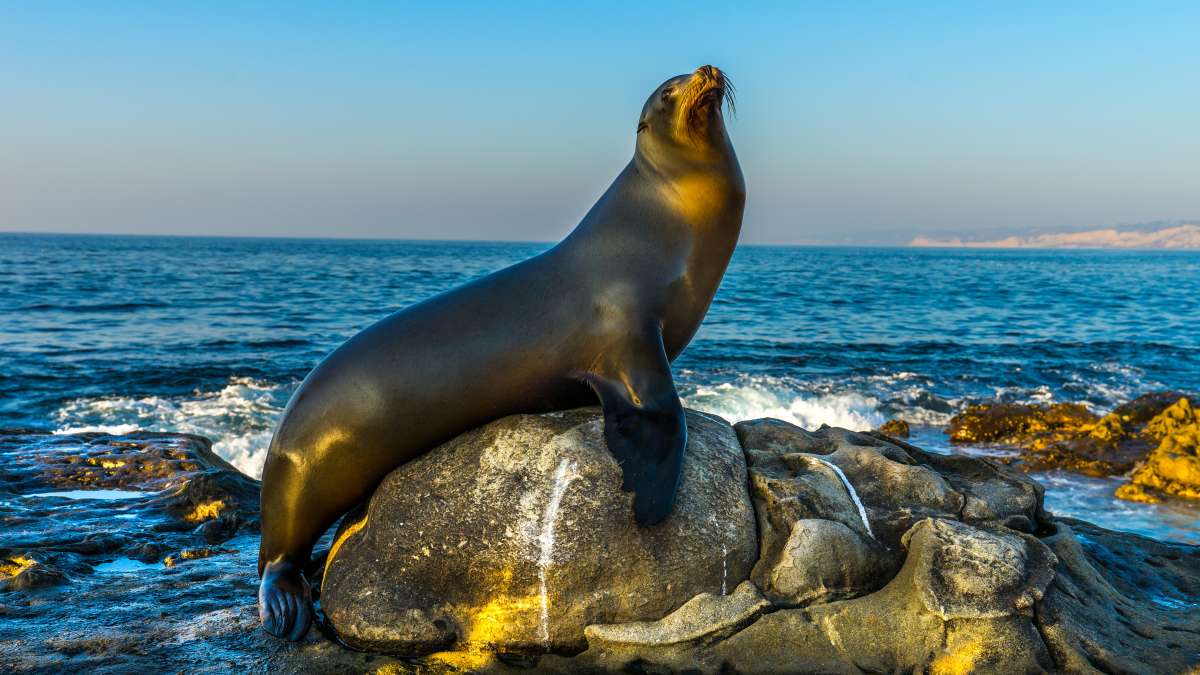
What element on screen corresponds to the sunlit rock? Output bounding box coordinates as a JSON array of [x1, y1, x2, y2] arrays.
[[319, 407, 758, 656], [877, 418, 910, 438], [1117, 397, 1200, 503], [947, 392, 1198, 479]]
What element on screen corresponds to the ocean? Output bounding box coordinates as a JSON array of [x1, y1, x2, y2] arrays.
[[3, 233, 1199, 542]]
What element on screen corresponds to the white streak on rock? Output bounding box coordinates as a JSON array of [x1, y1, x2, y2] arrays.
[[537, 458, 578, 648], [721, 544, 729, 596], [811, 457, 875, 539]]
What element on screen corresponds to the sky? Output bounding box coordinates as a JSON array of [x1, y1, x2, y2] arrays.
[[2, 2, 1198, 245]]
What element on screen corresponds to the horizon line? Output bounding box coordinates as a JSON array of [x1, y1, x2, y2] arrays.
[[5, 229, 1200, 252], [0, 229, 893, 248]]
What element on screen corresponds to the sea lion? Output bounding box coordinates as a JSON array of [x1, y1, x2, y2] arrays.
[[258, 65, 745, 640]]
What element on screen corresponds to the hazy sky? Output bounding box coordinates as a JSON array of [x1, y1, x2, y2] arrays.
[[3, 2, 1198, 244]]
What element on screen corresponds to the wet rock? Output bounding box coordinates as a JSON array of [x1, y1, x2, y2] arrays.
[[19, 433, 233, 492], [163, 547, 237, 567], [1116, 397, 1200, 503], [1112, 391, 1197, 427], [194, 514, 241, 544], [320, 407, 759, 655], [948, 392, 1198, 479], [0, 430, 274, 673], [948, 401, 1098, 447], [0, 435, 255, 566], [877, 418, 910, 438], [0, 553, 69, 592], [1035, 519, 1200, 674], [132, 543, 166, 563], [154, 469, 260, 532]]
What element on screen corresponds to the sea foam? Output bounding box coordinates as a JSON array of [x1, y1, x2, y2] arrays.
[[52, 376, 290, 479], [681, 375, 886, 430]]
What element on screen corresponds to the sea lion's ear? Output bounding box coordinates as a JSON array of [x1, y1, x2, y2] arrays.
[[582, 329, 685, 525]]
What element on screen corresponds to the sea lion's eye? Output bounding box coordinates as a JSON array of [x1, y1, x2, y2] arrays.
[[661, 87, 674, 102], [637, 122, 649, 133]]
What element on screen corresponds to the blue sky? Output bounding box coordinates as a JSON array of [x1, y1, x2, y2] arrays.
[[2, 2, 1198, 244]]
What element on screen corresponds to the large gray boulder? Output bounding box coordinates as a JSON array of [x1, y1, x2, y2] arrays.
[[319, 407, 758, 655]]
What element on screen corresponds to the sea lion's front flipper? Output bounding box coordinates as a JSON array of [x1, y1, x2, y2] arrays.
[[584, 329, 686, 526]]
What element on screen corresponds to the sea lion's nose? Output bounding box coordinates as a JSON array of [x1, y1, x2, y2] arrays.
[[696, 65, 720, 81]]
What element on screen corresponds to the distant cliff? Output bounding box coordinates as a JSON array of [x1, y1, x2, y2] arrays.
[[910, 223, 1200, 249]]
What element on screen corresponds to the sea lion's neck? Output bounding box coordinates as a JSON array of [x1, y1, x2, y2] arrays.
[[561, 149, 744, 355], [643, 151, 744, 355]]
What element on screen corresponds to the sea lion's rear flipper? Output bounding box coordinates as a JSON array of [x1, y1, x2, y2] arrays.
[[258, 558, 313, 641], [585, 329, 686, 526]]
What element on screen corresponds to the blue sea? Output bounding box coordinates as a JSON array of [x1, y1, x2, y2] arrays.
[[3, 233, 1199, 542]]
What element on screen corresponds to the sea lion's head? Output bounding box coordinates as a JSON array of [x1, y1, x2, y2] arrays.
[[636, 65, 735, 163]]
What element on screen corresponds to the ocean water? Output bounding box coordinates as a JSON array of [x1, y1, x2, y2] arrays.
[[3, 233, 1199, 542]]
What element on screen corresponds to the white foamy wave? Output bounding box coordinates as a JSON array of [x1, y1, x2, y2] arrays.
[[991, 384, 1056, 406], [52, 376, 291, 479], [681, 377, 885, 431], [53, 423, 142, 435]]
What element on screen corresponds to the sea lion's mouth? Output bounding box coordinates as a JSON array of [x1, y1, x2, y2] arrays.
[[681, 65, 734, 133]]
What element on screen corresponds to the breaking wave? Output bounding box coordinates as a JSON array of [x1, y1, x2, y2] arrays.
[[52, 377, 291, 479], [47, 367, 1163, 481], [681, 378, 886, 430]]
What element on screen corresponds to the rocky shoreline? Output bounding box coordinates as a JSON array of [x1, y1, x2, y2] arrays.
[[2, 407, 1198, 673], [944, 391, 1200, 505]]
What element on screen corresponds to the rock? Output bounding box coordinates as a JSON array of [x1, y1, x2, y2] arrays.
[[0, 430, 279, 674], [571, 581, 770, 672], [903, 518, 1056, 619], [711, 517, 1059, 674], [1116, 397, 1200, 503], [1112, 391, 1197, 427], [162, 546, 237, 567], [1144, 395, 1198, 438], [753, 518, 892, 607], [734, 421, 1046, 608], [559, 418, 1194, 674], [947, 401, 1098, 447], [16, 432, 247, 494], [0, 553, 69, 592], [320, 407, 758, 656], [735, 422, 904, 604], [153, 468, 261, 534], [4, 417, 1199, 673], [947, 392, 1198, 480], [877, 418, 910, 438], [583, 581, 769, 646], [1035, 519, 1200, 674]]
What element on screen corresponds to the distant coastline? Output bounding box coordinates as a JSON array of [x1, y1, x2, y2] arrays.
[[910, 223, 1200, 250]]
